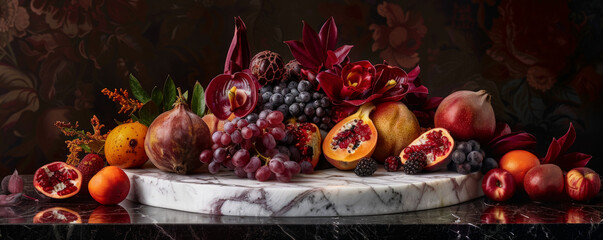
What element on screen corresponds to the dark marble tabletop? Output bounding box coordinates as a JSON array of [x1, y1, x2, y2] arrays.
[[1, 175, 602, 239]]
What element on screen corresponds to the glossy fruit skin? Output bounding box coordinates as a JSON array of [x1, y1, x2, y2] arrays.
[[145, 101, 211, 174], [88, 205, 131, 223], [88, 166, 130, 205], [323, 103, 377, 170], [480, 206, 514, 224], [104, 122, 149, 169], [33, 207, 82, 223], [370, 102, 421, 163], [499, 150, 540, 190], [77, 154, 105, 188], [523, 164, 565, 202], [565, 167, 601, 202], [399, 128, 454, 171], [33, 162, 83, 199], [434, 90, 496, 143], [482, 168, 516, 202]]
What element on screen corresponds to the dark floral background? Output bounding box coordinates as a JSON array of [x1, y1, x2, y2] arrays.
[[1, 0, 602, 176]]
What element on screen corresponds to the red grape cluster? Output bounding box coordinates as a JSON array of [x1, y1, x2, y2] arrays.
[[199, 110, 302, 182]]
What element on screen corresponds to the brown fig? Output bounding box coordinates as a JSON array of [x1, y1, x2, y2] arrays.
[[145, 89, 211, 174]]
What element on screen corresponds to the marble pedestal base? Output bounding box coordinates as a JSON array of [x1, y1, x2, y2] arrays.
[[124, 168, 483, 217]]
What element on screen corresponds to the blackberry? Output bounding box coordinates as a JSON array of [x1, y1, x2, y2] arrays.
[[404, 152, 427, 175], [354, 157, 378, 177], [384, 156, 402, 172]]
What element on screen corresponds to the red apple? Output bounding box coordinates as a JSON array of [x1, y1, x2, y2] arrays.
[[482, 168, 516, 202], [565, 167, 601, 202], [523, 164, 564, 202]]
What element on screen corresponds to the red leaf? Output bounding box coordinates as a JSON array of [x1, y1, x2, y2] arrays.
[[302, 20, 325, 63], [541, 139, 561, 164], [557, 122, 576, 154], [224, 17, 250, 74], [284, 40, 319, 70], [333, 45, 353, 65], [319, 17, 337, 52], [316, 71, 344, 105], [554, 152, 592, 171]]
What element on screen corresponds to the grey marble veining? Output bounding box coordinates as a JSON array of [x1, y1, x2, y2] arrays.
[[124, 167, 484, 216]]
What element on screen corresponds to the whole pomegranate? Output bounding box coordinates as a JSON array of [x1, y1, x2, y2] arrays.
[[144, 90, 211, 174], [434, 90, 496, 143]]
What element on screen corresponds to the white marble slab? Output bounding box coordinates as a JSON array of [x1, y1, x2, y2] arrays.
[[124, 167, 483, 217]]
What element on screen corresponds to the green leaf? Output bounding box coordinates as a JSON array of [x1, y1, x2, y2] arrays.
[[79, 144, 92, 153], [151, 86, 163, 108], [131, 115, 139, 123], [163, 75, 177, 111], [139, 101, 159, 126], [191, 81, 206, 117], [183, 90, 189, 102], [129, 74, 151, 103]]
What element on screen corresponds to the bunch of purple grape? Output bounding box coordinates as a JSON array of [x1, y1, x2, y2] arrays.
[[199, 110, 302, 182]]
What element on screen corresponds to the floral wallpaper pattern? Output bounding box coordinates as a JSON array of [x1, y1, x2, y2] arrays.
[[0, 0, 602, 175]]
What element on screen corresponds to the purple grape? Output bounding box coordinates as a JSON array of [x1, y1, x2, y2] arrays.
[[247, 172, 256, 180], [199, 150, 212, 164], [256, 166, 272, 181], [267, 111, 284, 125], [212, 132, 223, 145], [288, 146, 301, 162], [264, 148, 278, 157], [237, 119, 249, 128], [241, 127, 253, 139], [259, 110, 271, 119], [211, 143, 220, 150], [213, 148, 227, 163], [244, 156, 262, 173], [234, 167, 247, 178], [248, 124, 261, 137], [276, 169, 292, 183], [231, 130, 243, 144], [271, 127, 286, 141], [240, 139, 253, 150], [220, 133, 231, 146], [300, 161, 314, 174], [273, 153, 290, 162], [257, 119, 269, 129], [224, 122, 235, 134], [223, 159, 235, 170], [269, 159, 285, 174], [262, 133, 276, 149], [284, 161, 301, 175], [208, 161, 221, 174], [232, 149, 250, 167]]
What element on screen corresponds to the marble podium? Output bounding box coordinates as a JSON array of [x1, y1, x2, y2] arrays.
[[124, 167, 483, 217]]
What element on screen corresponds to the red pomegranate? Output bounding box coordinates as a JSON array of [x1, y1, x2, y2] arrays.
[[434, 90, 496, 143]]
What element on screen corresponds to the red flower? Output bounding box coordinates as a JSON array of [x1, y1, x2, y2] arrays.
[[486, 0, 577, 81], [205, 17, 258, 120], [317, 61, 427, 107], [369, 2, 427, 69], [285, 17, 353, 85]]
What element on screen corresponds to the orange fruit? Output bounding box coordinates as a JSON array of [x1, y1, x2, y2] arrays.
[[104, 122, 148, 168], [88, 166, 130, 205], [499, 150, 540, 189]]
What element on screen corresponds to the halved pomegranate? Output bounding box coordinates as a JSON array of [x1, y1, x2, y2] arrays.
[[323, 103, 378, 170], [33, 162, 83, 199], [285, 121, 322, 168], [33, 207, 82, 223], [400, 128, 454, 171]]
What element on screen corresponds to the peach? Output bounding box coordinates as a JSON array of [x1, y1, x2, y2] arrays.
[[369, 102, 421, 163]]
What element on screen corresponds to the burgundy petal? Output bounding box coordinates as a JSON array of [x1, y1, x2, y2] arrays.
[[343, 93, 382, 106], [229, 72, 258, 118], [541, 139, 561, 164], [224, 17, 250, 74], [333, 45, 353, 65], [325, 50, 339, 69], [319, 17, 337, 51], [316, 71, 344, 105], [487, 131, 537, 158], [284, 40, 320, 70], [493, 122, 512, 140], [205, 74, 236, 120], [557, 122, 576, 154], [302, 20, 325, 63], [554, 152, 592, 171], [407, 65, 420, 81]]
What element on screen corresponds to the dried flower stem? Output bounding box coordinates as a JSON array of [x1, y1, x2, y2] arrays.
[[102, 88, 144, 116], [55, 115, 108, 166]]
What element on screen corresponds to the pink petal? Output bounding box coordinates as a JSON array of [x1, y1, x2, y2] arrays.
[[284, 40, 319, 70], [319, 17, 337, 51], [302, 20, 325, 63]]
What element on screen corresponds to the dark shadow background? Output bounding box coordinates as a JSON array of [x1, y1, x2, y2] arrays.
[[1, 0, 601, 176]]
